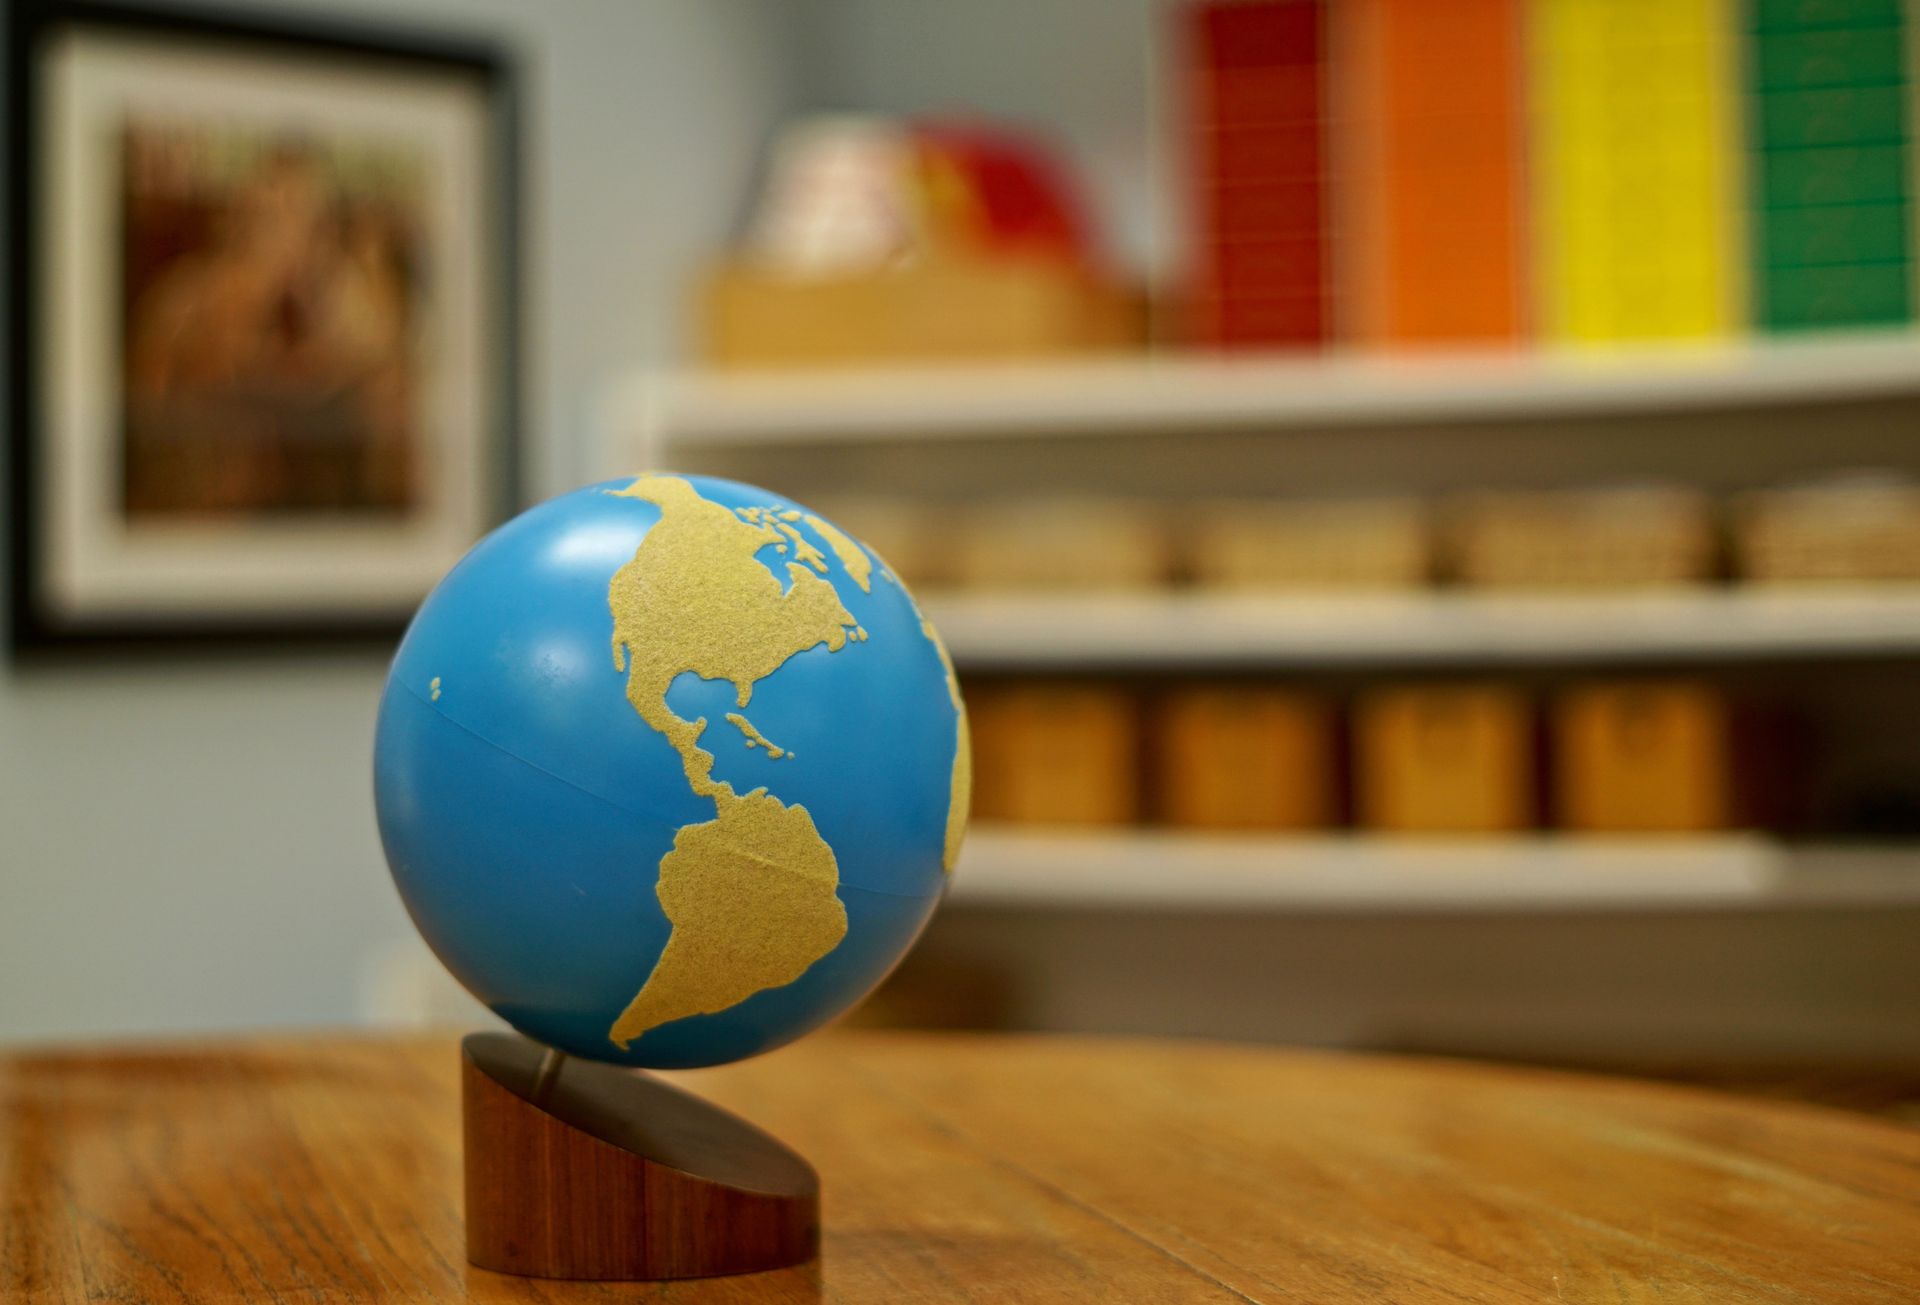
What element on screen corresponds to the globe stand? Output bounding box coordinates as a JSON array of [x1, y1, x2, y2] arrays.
[[461, 1032, 820, 1280]]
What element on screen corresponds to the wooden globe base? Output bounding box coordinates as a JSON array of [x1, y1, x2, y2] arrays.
[[461, 1032, 819, 1280]]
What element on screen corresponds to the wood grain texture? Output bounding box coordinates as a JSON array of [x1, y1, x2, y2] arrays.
[[3, 1030, 1919, 1302], [462, 1033, 816, 1279]]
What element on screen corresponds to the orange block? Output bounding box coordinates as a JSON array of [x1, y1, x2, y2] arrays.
[[1390, 281, 1527, 343], [1339, 0, 1527, 345]]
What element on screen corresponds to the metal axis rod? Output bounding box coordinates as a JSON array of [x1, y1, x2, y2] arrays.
[[530, 1047, 566, 1107]]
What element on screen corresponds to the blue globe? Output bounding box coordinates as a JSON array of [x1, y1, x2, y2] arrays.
[[374, 474, 969, 1068]]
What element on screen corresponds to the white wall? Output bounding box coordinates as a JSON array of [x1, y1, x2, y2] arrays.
[[0, 0, 804, 1043], [794, 0, 1167, 279]]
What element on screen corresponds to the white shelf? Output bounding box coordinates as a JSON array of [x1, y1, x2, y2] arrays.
[[947, 829, 1920, 912], [920, 587, 1920, 668], [612, 333, 1920, 451]]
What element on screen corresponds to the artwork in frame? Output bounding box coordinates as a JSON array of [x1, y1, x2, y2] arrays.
[[7, 1, 518, 648]]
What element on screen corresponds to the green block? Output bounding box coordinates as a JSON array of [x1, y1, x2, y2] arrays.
[[1762, 143, 1911, 205], [1756, 26, 1905, 89], [1759, 201, 1911, 265], [1761, 262, 1913, 327], [1758, 85, 1907, 148], [1752, 0, 1902, 31]]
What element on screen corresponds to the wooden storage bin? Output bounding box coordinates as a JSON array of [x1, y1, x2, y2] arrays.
[[1734, 477, 1920, 583], [1354, 684, 1533, 833], [950, 499, 1171, 591], [1154, 686, 1336, 830], [1447, 486, 1715, 589], [1553, 681, 1732, 833], [967, 681, 1140, 825], [1185, 497, 1430, 590], [701, 255, 1137, 368]]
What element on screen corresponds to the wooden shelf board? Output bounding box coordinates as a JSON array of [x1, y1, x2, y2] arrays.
[[921, 587, 1920, 668], [947, 830, 1920, 912], [612, 333, 1920, 449]]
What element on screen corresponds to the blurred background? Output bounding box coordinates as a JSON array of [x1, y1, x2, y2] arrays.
[[6, 0, 1920, 1095]]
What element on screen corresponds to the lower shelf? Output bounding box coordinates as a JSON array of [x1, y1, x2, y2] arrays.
[[946, 829, 1920, 912], [920, 587, 1920, 669]]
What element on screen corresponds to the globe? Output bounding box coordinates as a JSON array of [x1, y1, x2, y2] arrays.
[[374, 474, 970, 1068]]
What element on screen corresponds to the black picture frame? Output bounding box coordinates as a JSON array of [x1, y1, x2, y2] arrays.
[[6, 0, 519, 652]]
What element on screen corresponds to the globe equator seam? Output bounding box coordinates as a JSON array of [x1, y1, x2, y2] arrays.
[[390, 676, 945, 903]]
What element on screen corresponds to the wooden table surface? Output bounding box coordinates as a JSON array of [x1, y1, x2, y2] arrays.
[[4, 1031, 1918, 1303]]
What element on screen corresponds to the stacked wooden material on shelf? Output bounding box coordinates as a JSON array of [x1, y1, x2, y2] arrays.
[[1750, 0, 1913, 330], [1553, 680, 1733, 831], [1735, 475, 1920, 581], [967, 681, 1140, 825], [1529, 0, 1742, 342], [1341, 0, 1527, 344], [1447, 485, 1716, 588], [1184, 496, 1429, 589], [1353, 684, 1534, 832], [799, 479, 1920, 606], [950, 499, 1170, 591], [1186, 0, 1329, 347], [1154, 685, 1336, 829], [804, 481, 1920, 601]]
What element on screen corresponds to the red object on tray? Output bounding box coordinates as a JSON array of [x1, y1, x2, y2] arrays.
[[913, 121, 1093, 266]]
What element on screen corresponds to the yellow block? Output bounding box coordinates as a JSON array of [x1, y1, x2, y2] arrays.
[[1530, 0, 1745, 343]]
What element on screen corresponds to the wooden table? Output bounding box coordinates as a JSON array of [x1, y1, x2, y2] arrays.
[[4, 1032, 1917, 1303]]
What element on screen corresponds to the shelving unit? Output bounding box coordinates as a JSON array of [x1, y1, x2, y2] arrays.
[[947, 829, 1920, 912], [569, 3, 1920, 1064], [597, 337, 1920, 924], [920, 587, 1920, 669], [606, 333, 1920, 457]]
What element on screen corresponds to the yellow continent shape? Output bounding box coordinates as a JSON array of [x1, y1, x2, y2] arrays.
[[608, 788, 845, 1043], [802, 513, 873, 592], [605, 475, 855, 1049], [601, 475, 971, 1048], [726, 711, 790, 760], [922, 618, 971, 874]]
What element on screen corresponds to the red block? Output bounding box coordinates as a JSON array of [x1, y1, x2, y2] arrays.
[[1197, 64, 1322, 127], [1202, 236, 1326, 296], [1196, 179, 1326, 239], [1189, 293, 1328, 347], [1185, 1, 1328, 349], [1191, 0, 1321, 68], [1197, 124, 1324, 182]]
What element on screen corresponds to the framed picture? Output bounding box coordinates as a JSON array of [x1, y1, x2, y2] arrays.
[[7, 0, 517, 649]]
